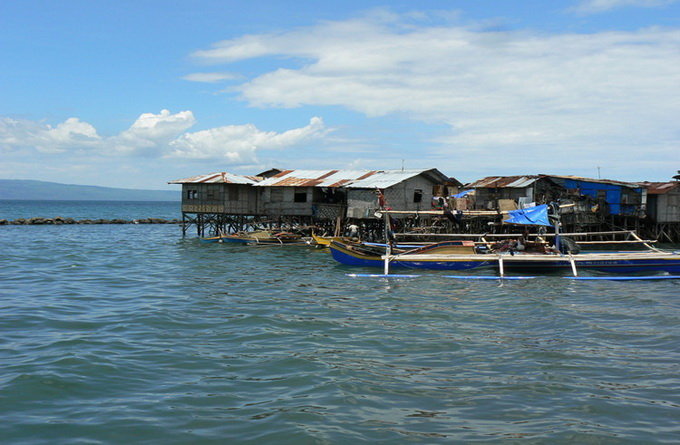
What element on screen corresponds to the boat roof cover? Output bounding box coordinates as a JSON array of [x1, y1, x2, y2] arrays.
[[503, 204, 551, 226]]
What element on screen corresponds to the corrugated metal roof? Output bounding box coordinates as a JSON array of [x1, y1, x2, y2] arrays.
[[253, 170, 379, 187], [640, 181, 680, 195], [467, 176, 538, 188], [545, 175, 640, 189], [347, 169, 448, 189], [168, 172, 259, 185], [171, 168, 453, 189]]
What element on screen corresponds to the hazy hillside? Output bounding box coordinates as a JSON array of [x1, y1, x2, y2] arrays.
[[0, 180, 180, 201]]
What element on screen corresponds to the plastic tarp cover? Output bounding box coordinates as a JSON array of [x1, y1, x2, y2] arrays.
[[503, 204, 551, 226], [452, 190, 473, 198]]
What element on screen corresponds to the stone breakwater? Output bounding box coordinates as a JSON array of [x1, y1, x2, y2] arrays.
[[0, 217, 181, 225]]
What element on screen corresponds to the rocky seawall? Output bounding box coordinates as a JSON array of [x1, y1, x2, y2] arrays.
[[0, 217, 181, 225]]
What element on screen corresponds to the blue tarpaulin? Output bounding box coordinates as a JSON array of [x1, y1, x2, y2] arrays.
[[503, 204, 551, 226], [452, 190, 473, 198]]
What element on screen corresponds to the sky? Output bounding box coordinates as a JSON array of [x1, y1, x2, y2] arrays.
[[1, 0, 678, 189]]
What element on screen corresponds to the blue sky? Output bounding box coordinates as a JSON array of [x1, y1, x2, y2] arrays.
[[1, 0, 678, 189]]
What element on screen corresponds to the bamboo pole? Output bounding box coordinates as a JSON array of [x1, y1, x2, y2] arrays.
[[568, 253, 578, 277], [629, 231, 662, 252]]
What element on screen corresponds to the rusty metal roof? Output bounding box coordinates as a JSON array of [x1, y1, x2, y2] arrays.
[[467, 176, 539, 188], [253, 170, 380, 187], [168, 172, 260, 185], [171, 168, 454, 189], [544, 175, 641, 189], [639, 181, 680, 195]]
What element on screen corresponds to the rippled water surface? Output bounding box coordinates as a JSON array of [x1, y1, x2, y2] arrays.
[[0, 200, 180, 221], [1, 210, 679, 443]]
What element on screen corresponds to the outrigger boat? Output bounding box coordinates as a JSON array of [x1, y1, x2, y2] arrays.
[[329, 237, 680, 275], [329, 204, 680, 277], [202, 230, 305, 245]]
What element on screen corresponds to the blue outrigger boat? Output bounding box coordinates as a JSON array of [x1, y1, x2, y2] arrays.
[[330, 205, 680, 277], [329, 239, 680, 275]]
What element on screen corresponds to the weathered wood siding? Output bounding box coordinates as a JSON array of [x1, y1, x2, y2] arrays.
[[347, 176, 439, 218], [260, 186, 315, 216], [180, 184, 260, 215], [650, 191, 680, 223], [473, 187, 533, 210], [472, 180, 564, 210]]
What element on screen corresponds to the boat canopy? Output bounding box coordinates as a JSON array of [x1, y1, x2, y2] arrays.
[[503, 204, 551, 226]]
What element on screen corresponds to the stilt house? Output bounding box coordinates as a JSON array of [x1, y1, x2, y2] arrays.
[[169, 172, 262, 215], [640, 181, 680, 242], [641, 181, 680, 223], [466, 176, 565, 211], [345, 169, 459, 218], [169, 168, 457, 236], [168, 171, 264, 235], [544, 175, 645, 217], [252, 169, 380, 220]]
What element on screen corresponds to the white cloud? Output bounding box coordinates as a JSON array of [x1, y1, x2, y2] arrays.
[[1, 110, 196, 156], [0, 117, 101, 153], [168, 117, 327, 161], [573, 0, 678, 13], [1, 111, 325, 163], [111, 109, 197, 154], [182, 72, 237, 83], [191, 13, 680, 178]]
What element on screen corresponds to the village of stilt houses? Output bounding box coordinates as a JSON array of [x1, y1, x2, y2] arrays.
[[170, 168, 680, 278]]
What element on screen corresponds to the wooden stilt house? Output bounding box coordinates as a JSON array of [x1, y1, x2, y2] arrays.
[[640, 181, 680, 242], [168, 172, 263, 236], [345, 169, 458, 218]]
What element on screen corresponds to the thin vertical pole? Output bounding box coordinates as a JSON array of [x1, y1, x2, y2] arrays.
[[383, 212, 391, 275], [569, 253, 578, 277]]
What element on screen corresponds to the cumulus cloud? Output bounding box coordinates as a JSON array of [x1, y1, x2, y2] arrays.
[[1, 110, 325, 162], [191, 12, 680, 175], [573, 0, 678, 13], [0, 117, 101, 153], [182, 72, 237, 83], [168, 117, 327, 161], [111, 109, 197, 154]]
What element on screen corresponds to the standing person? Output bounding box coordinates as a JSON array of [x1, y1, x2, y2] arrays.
[[347, 222, 359, 239]]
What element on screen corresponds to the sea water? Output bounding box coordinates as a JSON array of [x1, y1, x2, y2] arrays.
[[0, 199, 180, 221], [0, 201, 679, 443]]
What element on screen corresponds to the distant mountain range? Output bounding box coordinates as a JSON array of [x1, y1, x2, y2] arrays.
[[0, 179, 180, 201]]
